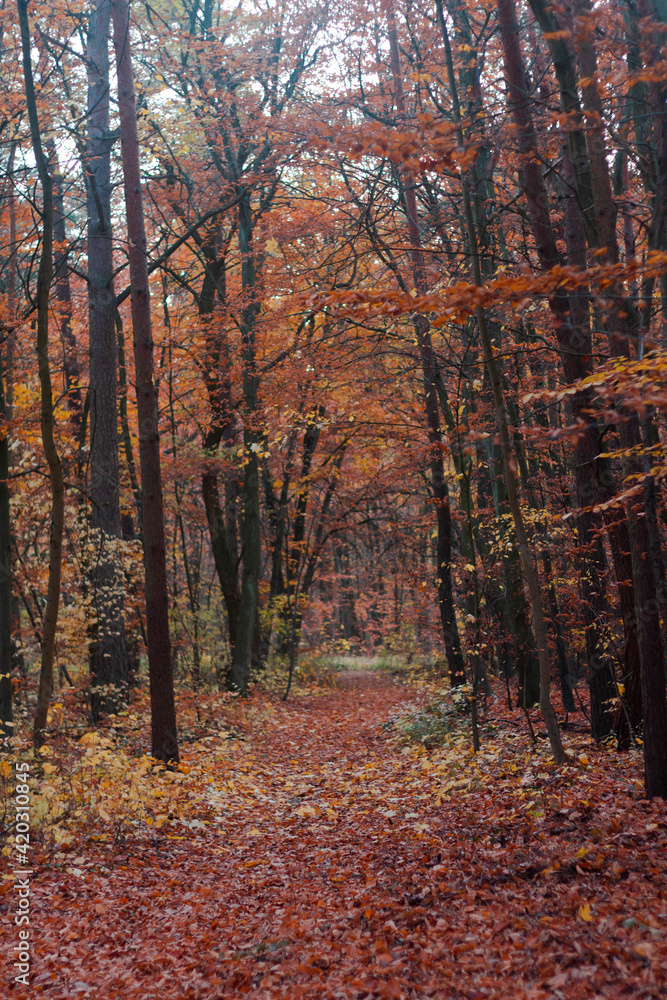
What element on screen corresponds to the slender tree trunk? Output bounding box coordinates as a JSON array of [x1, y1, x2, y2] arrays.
[[436, 0, 542, 701], [229, 192, 261, 693], [386, 6, 466, 685], [279, 410, 326, 665], [0, 347, 12, 737], [573, 0, 667, 794], [629, 0, 667, 670], [496, 0, 618, 736], [432, 2, 567, 761], [45, 146, 83, 434], [263, 425, 299, 652], [111, 0, 178, 762], [116, 311, 143, 535], [530, 0, 667, 793], [5, 145, 24, 707], [463, 193, 567, 764], [19, 0, 65, 750], [0, 142, 17, 737], [86, 0, 128, 719], [196, 235, 242, 677], [202, 458, 240, 660]]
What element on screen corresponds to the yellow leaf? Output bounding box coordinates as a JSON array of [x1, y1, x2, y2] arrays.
[[578, 903, 593, 923]]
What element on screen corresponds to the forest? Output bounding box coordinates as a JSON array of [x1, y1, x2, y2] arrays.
[[0, 0, 666, 996]]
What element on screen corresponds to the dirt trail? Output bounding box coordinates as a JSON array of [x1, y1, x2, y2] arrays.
[[16, 672, 667, 999]]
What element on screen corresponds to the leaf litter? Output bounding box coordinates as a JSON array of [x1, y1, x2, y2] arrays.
[[2, 669, 665, 999]]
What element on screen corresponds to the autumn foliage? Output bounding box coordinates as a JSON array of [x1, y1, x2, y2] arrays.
[[1, 0, 667, 994]]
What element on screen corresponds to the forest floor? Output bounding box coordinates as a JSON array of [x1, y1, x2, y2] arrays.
[[2, 665, 667, 999]]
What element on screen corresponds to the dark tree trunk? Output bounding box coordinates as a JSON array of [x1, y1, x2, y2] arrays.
[[48, 142, 83, 429], [263, 425, 298, 651], [0, 146, 17, 737], [531, 0, 667, 794], [86, 0, 127, 719], [229, 192, 262, 693], [202, 442, 240, 659], [19, 0, 65, 750], [574, 0, 666, 793], [0, 353, 12, 736], [387, 9, 466, 686], [117, 312, 143, 534], [111, 0, 178, 762], [196, 232, 241, 678], [433, 0, 566, 760], [497, 0, 619, 736], [438, 0, 543, 701]]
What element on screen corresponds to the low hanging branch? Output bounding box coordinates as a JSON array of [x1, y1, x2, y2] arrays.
[[18, 0, 65, 749]]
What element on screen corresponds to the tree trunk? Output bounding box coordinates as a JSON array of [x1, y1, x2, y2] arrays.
[[386, 6, 466, 686], [196, 233, 242, 678], [111, 0, 178, 762], [496, 0, 620, 736], [531, 0, 667, 793], [228, 192, 262, 693], [0, 348, 12, 737], [433, 3, 567, 761], [573, 0, 667, 794], [48, 142, 83, 430], [86, 0, 127, 719], [465, 212, 567, 764], [19, 0, 65, 750], [0, 145, 17, 737], [202, 446, 240, 659]]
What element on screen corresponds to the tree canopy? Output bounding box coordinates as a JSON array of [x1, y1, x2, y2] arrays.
[[1, 0, 667, 787]]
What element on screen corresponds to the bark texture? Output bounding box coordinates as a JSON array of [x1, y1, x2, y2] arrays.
[[86, 0, 127, 718], [111, 0, 178, 762]]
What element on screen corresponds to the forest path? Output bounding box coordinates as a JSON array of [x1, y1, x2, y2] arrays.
[[22, 671, 667, 999]]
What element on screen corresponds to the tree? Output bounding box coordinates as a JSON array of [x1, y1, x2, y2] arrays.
[[111, 0, 178, 762], [494, 0, 619, 740], [86, 0, 128, 719], [3, 0, 667, 796], [0, 298, 12, 737], [385, 3, 466, 687], [18, 0, 65, 749]]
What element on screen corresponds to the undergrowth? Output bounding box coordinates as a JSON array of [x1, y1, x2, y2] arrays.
[[388, 683, 472, 749]]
